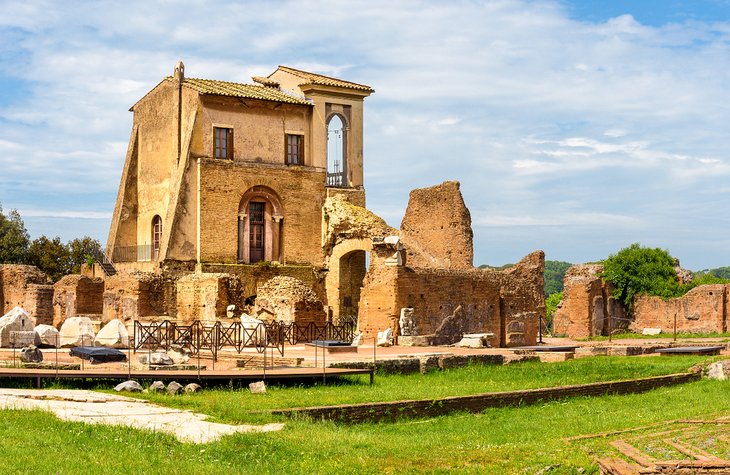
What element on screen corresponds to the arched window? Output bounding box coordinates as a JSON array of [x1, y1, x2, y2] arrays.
[[326, 114, 347, 187], [151, 215, 162, 261], [237, 186, 284, 264]]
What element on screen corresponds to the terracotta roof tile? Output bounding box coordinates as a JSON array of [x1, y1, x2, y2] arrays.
[[274, 66, 373, 92], [166, 77, 312, 106]]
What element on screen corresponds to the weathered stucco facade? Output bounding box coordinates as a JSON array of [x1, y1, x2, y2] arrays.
[[107, 62, 372, 269]]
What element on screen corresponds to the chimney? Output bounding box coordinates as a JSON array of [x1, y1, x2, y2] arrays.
[[174, 61, 185, 82]]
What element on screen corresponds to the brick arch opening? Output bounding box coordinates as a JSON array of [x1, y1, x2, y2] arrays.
[[326, 238, 372, 325], [237, 186, 284, 263]]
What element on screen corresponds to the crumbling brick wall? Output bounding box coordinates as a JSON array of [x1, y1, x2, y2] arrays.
[[631, 284, 728, 334], [53, 275, 105, 327], [358, 251, 545, 347], [0, 264, 53, 324], [254, 276, 326, 325], [175, 272, 239, 323], [552, 264, 626, 339], [399, 181, 473, 270], [103, 272, 166, 323]]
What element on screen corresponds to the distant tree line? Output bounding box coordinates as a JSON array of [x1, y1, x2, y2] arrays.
[[0, 203, 103, 282]]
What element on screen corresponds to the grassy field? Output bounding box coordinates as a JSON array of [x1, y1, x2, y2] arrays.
[[0, 356, 726, 474], [582, 331, 730, 341], [129, 356, 708, 423]]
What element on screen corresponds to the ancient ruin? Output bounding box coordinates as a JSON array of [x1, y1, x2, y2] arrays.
[[0, 62, 546, 349], [553, 263, 728, 338]]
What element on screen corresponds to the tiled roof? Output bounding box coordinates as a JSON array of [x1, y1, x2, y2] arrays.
[[166, 77, 312, 106], [274, 66, 374, 92]]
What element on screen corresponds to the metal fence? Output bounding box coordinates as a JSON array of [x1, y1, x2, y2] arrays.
[[133, 320, 355, 360], [112, 244, 151, 262]]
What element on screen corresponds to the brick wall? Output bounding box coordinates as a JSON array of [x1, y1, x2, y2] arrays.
[[358, 251, 544, 347], [552, 264, 626, 338], [52, 275, 105, 327], [0, 264, 53, 324], [272, 372, 699, 423], [198, 159, 325, 266], [175, 273, 236, 323], [103, 272, 166, 323], [632, 284, 728, 334]]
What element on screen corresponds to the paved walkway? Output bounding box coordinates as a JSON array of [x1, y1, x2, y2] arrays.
[[0, 388, 283, 443]]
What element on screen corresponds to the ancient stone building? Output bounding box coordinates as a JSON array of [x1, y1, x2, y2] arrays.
[[107, 62, 373, 271], [0, 265, 53, 325]]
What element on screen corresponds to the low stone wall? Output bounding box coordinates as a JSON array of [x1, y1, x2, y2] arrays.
[[272, 372, 699, 423]]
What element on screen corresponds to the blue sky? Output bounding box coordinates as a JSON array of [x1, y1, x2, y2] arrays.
[[2, 0, 730, 270]]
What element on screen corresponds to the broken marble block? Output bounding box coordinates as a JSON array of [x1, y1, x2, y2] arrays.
[[94, 319, 129, 348], [35, 324, 60, 348], [0, 307, 36, 347], [59, 316, 95, 347]]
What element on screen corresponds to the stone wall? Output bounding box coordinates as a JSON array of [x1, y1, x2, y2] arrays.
[[253, 276, 326, 325], [0, 264, 53, 324], [175, 273, 239, 323], [103, 272, 166, 323], [399, 181, 473, 270], [358, 251, 545, 347], [552, 264, 626, 338], [52, 275, 105, 327], [631, 284, 728, 334]]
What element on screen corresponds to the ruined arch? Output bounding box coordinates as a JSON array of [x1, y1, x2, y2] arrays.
[[325, 238, 372, 324], [237, 186, 284, 263]]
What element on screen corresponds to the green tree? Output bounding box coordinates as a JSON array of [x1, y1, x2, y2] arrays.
[[601, 243, 681, 314], [0, 204, 30, 264], [545, 291, 563, 329], [67, 236, 103, 273], [700, 266, 730, 280], [26, 236, 72, 282], [543, 260, 572, 295]]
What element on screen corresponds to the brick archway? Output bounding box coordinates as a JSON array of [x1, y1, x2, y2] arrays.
[[326, 238, 372, 324]]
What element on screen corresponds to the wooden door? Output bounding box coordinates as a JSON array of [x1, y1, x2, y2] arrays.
[[249, 202, 265, 262]]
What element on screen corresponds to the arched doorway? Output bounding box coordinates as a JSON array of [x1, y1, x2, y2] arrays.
[[326, 114, 347, 187], [237, 186, 284, 263], [325, 238, 372, 324]]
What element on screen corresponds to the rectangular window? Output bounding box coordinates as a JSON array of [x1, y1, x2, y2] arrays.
[[286, 134, 304, 165], [214, 127, 233, 160]]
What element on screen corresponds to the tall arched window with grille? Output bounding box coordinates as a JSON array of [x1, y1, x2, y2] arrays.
[[151, 215, 162, 261], [326, 114, 347, 187]]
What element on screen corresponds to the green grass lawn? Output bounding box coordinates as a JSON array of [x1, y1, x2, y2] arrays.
[[130, 356, 708, 423], [582, 331, 730, 341], [0, 355, 724, 474], [2, 377, 730, 474]]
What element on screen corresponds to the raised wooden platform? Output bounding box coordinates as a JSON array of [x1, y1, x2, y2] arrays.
[[0, 366, 374, 388]]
